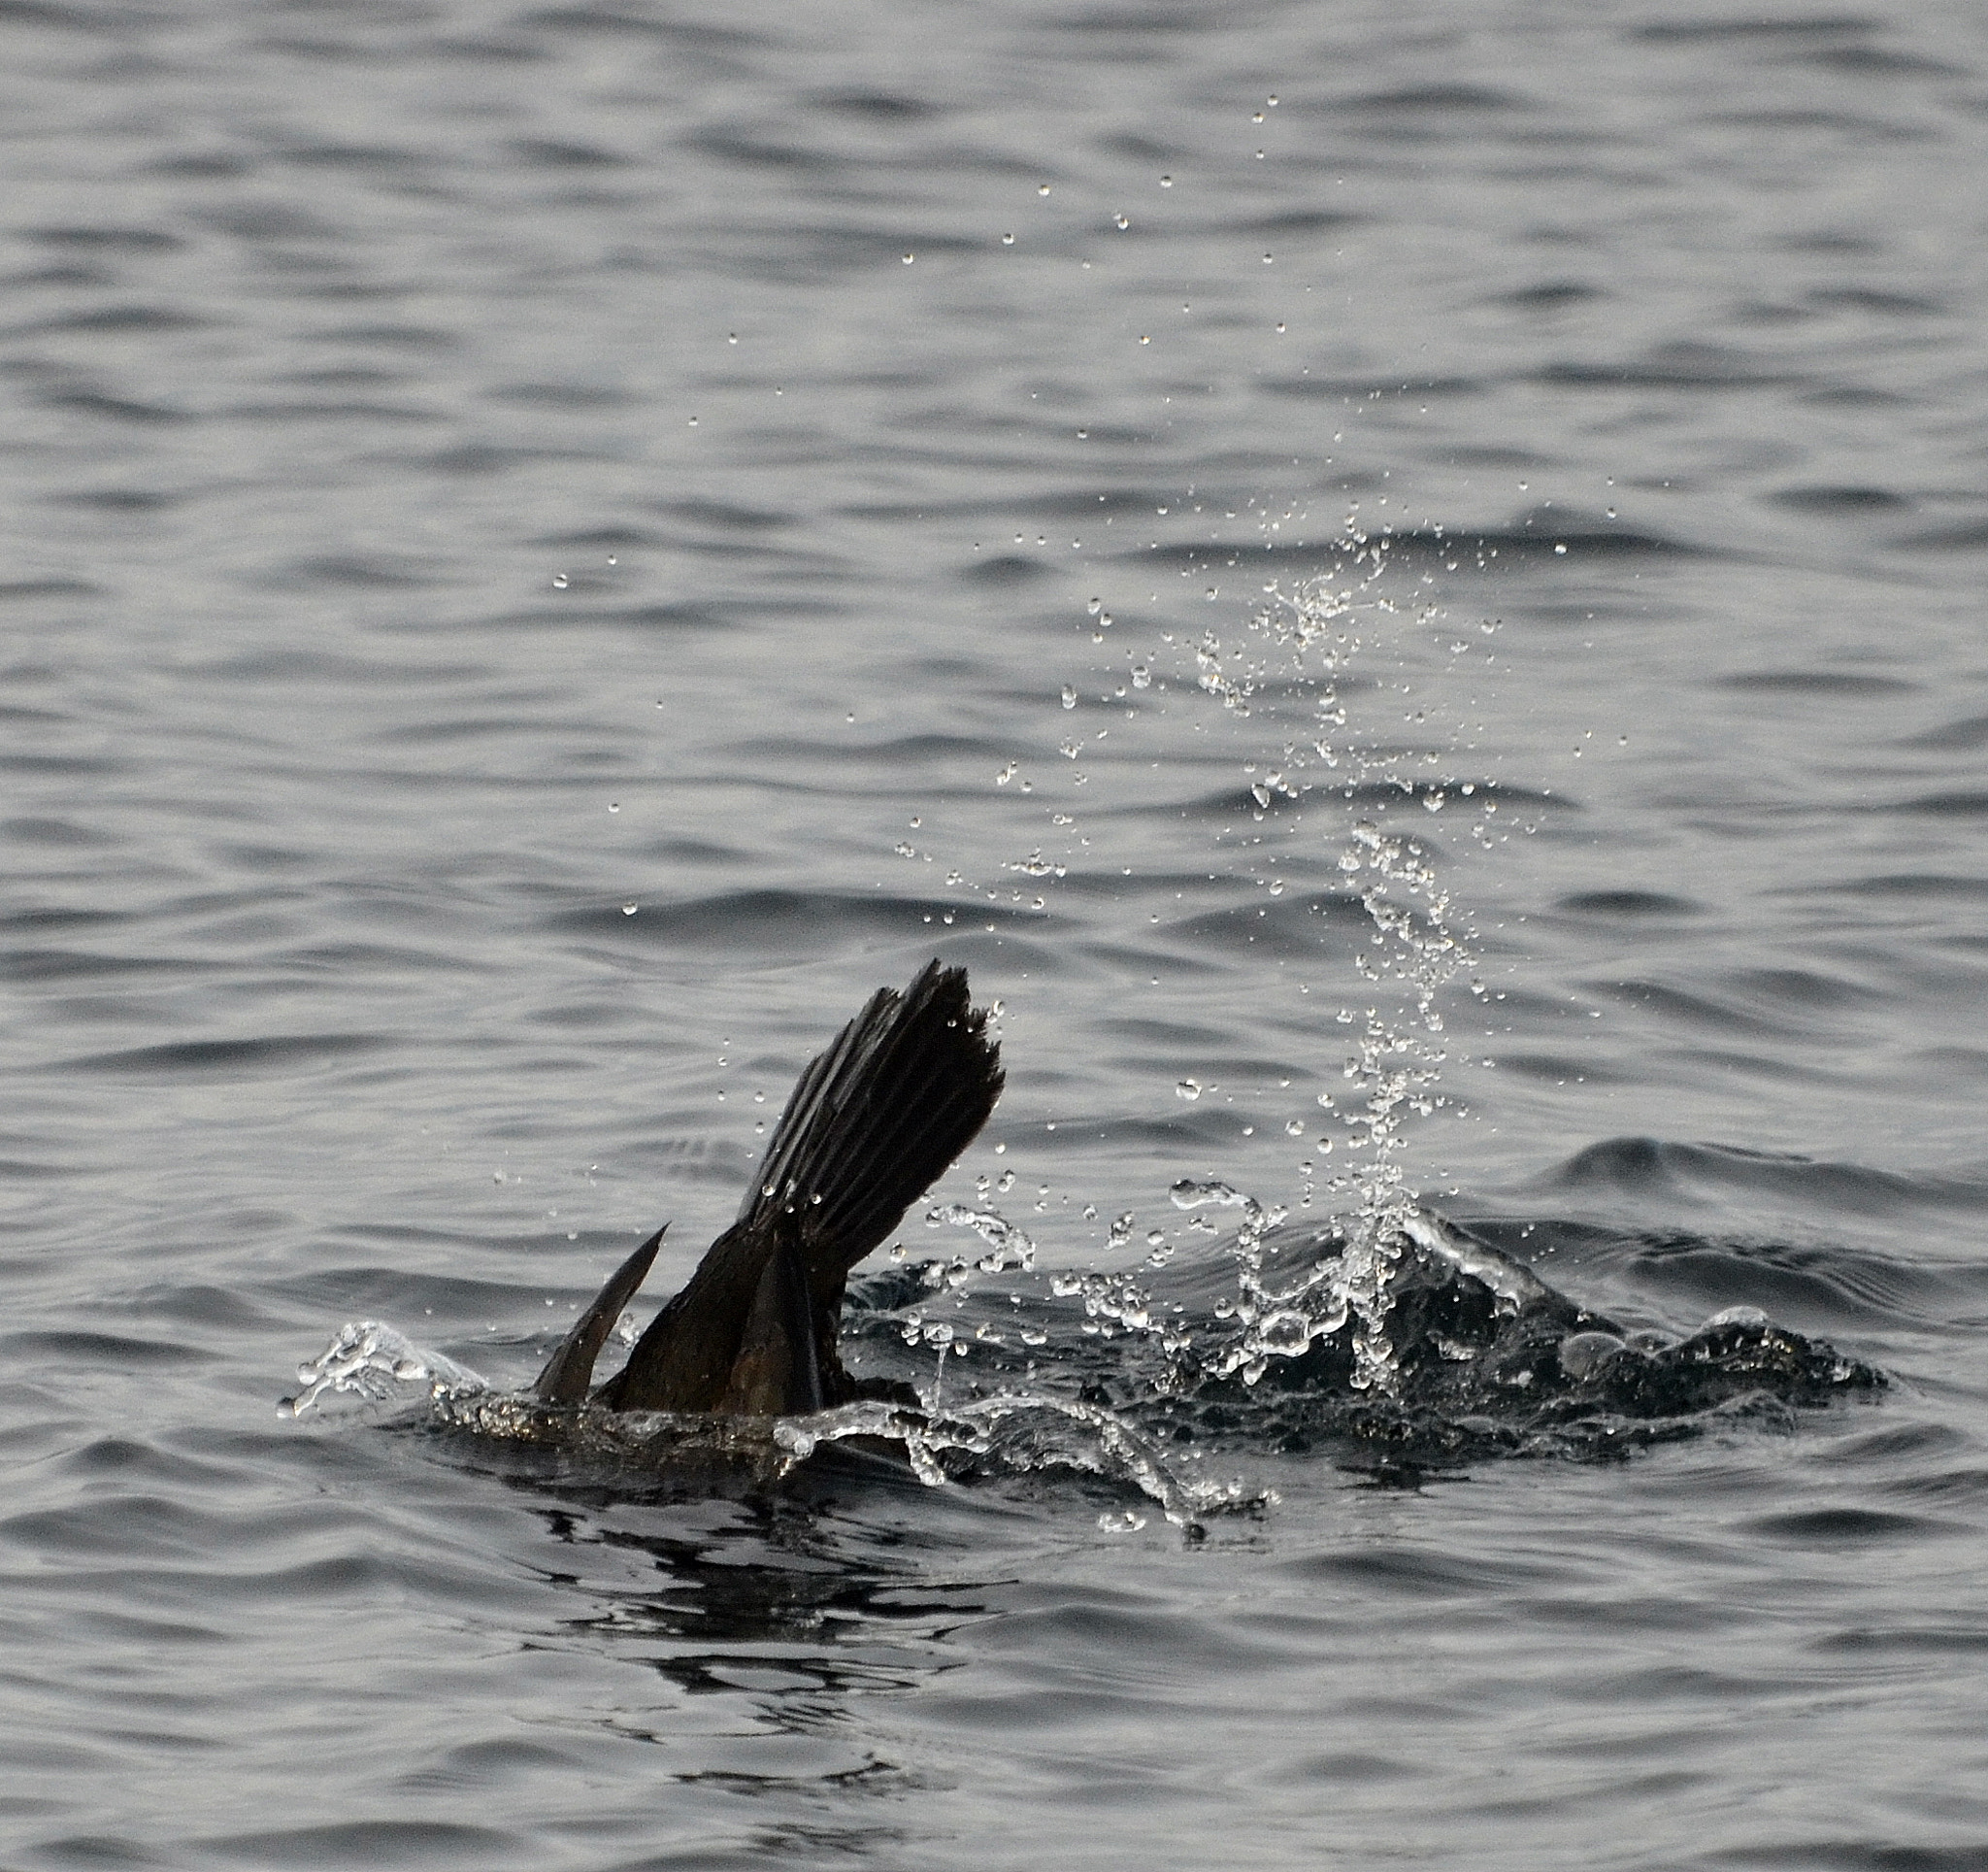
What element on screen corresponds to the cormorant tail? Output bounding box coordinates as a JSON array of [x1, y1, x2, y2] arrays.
[[532, 1225, 667, 1405], [593, 960, 1003, 1413]]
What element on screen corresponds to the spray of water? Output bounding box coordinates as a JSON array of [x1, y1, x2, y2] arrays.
[[1181, 540, 1481, 1392]]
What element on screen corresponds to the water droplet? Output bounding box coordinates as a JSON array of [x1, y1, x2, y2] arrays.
[[607, 801, 619, 814], [1176, 1078, 1201, 1100], [1060, 685, 1077, 709], [1038, 183, 1051, 195], [1159, 174, 1173, 186], [551, 573, 568, 589], [1002, 231, 1015, 245], [1139, 334, 1150, 345], [1114, 213, 1130, 230]]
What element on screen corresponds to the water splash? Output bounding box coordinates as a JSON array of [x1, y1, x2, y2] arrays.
[[772, 1393, 1259, 1527], [282, 1321, 488, 1418], [1178, 548, 1479, 1394], [927, 1202, 1036, 1274]]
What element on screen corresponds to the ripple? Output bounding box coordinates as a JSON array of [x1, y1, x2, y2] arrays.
[[57, 1034, 392, 1076]]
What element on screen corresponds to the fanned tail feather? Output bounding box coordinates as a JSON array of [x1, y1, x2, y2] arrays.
[[590, 960, 1003, 1413]]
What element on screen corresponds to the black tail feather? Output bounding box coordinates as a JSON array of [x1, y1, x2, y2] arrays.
[[532, 1225, 667, 1405], [735, 958, 1004, 1273], [595, 960, 1003, 1414]]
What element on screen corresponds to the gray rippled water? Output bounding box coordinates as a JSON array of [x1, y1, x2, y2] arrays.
[[5, 2, 1988, 1868]]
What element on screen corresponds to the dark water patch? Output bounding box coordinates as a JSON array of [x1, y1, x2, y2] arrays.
[[547, 889, 1057, 951], [149, 150, 253, 179], [1897, 518, 1988, 551], [1555, 889, 1703, 918], [1706, 107, 1926, 141], [0, 1156, 74, 1182], [1261, 374, 1486, 403], [1808, 284, 1946, 315], [47, 487, 182, 513], [1768, 484, 1911, 513], [1533, 352, 1806, 390], [21, 304, 212, 336], [1594, 980, 1796, 1038], [962, 552, 1053, 586], [1814, 1421, 1971, 1467], [1276, 1543, 1576, 1596], [1721, 669, 1914, 696], [3, 818, 114, 848], [59, 1437, 238, 1487], [1813, 1624, 1988, 1656], [0, 1332, 213, 1369], [366, 715, 558, 748], [486, 598, 778, 631], [1884, 789, 1988, 818], [308, 320, 460, 351], [1494, 1053, 1626, 1086], [1720, 965, 1887, 1012], [1176, 777, 1555, 820], [0, 1491, 253, 1560], [276, 940, 485, 977], [3, 949, 220, 984], [488, 382, 624, 411], [1363, 519, 1695, 565], [1614, 1237, 1963, 1330], [38, 388, 193, 425], [0, 578, 104, 601], [1342, 83, 1533, 114], [1546, 1138, 1988, 1220], [1497, 280, 1606, 309], [656, 496, 795, 531], [1827, 872, 1988, 901], [1712, 1845, 1988, 1871], [233, 399, 445, 426], [1163, 894, 1368, 961], [0, 906, 125, 935], [507, 136, 633, 170], [58, 1033, 392, 1076], [202, 1821, 518, 1865], [1801, 44, 1969, 77], [724, 730, 1014, 772], [1741, 1506, 1959, 1543], [1905, 713, 1988, 752], [0, 751, 129, 778], [1245, 208, 1367, 235], [809, 87, 944, 121], [115, 1283, 281, 1333], [275, 1258, 633, 1321], [25, 224, 183, 252], [1635, 16, 1884, 43], [179, 648, 481, 684], [27, 1831, 182, 1866], [274, 141, 437, 175]]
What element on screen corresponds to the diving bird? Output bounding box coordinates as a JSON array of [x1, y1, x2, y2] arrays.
[[533, 960, 1003, 1417]]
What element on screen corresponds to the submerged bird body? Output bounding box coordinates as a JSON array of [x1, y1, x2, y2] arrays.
[[535, 961, 1003, 1417]]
